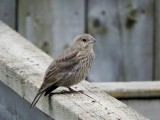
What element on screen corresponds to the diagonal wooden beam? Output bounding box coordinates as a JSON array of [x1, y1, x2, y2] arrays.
[[0, 21, 148, 120]]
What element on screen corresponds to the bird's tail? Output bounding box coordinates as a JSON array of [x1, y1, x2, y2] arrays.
[[30, 85, 58, 108], [30, 92, 43, 109]]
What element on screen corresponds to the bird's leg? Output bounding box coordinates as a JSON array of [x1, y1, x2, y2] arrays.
[[68, 87, 75, 92], [67, 87, 84, 93]]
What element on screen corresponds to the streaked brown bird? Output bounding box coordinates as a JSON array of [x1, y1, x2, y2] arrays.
[[30, 34, 96, 108]]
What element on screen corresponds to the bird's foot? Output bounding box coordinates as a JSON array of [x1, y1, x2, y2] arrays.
[[67, 87, 84, 93], [49, 87, 84, 95]]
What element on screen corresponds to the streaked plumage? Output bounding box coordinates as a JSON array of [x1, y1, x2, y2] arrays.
[[30, 34, 96, 108]]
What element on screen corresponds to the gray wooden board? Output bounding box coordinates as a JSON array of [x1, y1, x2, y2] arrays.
[[0, 0, 15, 28], [122, 99, 160, 120], [18, 0, 54, 54], [88, 0, 153, 82], [92, 81, 160, 98], [18, 0, 85, 57], [0, 82, 53, 120], [155, 0, 160, 80], [18, 0, 153, 82], [94, 81, 160, 119], [118, 0, 153, 81], [87, 0, 123, 82]]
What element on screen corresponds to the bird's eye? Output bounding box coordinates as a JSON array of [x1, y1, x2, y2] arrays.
[[82, 39, 87, 42]]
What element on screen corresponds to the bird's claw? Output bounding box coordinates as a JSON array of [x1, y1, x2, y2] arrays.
[[68, 87, 84, 93]]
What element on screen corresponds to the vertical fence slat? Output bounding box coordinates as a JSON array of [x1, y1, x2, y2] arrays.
[[18, 0, 54, 54], [155, 0, 160, 80], [118, 0, 153, 81], [0, 0, 16, 28], [18, 0, 85, 57], [87, 0, 123, 82], [50, 0, 85, 57], [88, 0, 153, 82]]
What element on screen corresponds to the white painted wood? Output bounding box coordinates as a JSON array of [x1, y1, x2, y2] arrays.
[[0, 0, 15, 28], [18, 0, 85, 57], [92, 81, 160, 98], [0, 22, 148, 120], [118, 0, 153, 81]]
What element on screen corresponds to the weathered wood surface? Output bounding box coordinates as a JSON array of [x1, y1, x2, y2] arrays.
[[18, 0, 54, 54], [122, 99, 160, 120], [0, 81, 53, 120], [18, 0, 85, 57], [155, 0, 160, 80], [88, 0, 153, 82], [94, 81, 160, 120], [93, 81, 160, 98], [118, 0, 153, 81], [18, 0, 154, 82], [87, 0, 123, 82], [0, 0, 16, 28], [0, 22, 148, 120]]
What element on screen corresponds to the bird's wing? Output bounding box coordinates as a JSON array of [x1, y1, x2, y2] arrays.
[[38, 49, 79, 93]]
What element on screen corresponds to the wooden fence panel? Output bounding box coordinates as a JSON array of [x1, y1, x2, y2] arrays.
[[18, 0, 154, 82], [18, 0, 85, 57], [88, 0, 153, 81]]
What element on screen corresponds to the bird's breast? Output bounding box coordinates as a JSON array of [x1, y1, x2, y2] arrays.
[[59, 49, 95, 87], [61, 50, 95, 87]]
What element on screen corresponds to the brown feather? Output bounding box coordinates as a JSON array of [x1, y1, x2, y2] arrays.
[[30, 34, 96, 108], [38, 49, 79, 93]]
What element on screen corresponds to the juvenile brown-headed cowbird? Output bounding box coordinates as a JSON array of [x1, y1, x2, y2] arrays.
[[30, 34, 96, 108]]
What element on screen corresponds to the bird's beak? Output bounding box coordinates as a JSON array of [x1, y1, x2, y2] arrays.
[[91, 37, 96, 43]]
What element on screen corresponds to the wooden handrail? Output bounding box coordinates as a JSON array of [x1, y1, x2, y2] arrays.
[[0, 21, 148, 120], [92, 81, 160, 98]]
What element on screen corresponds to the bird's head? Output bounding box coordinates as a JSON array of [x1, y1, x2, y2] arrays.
[[73, 34, 96, 50]]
